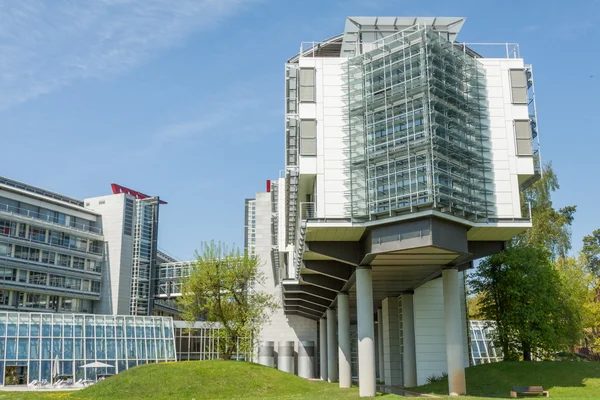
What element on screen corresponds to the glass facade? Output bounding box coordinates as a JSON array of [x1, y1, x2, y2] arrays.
[[470, 320, 502, 365], [345, 25, 493, 221], [130, 198, 160, 316], [173, 321, 252, 362], [0, 312, 176, 385]]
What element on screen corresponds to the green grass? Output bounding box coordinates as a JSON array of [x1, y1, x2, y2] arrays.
[[0, 361, 400, 400], [0, 360, 598, 399], [408, 361, 600, 399]]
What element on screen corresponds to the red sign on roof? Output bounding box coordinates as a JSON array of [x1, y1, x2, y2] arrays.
[[110, 184, 167, 204]]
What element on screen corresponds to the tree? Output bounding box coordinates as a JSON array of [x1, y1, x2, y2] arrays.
[[554, 257, 593, 353], [178, 241, 277, 360], [470, 246, 572, 361], [581, 229, 600, 356], [517, 162, 576, 258]]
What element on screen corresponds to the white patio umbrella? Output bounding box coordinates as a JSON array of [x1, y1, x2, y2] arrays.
[[80, 361, 114, 382], [80, 362, 114, 369]]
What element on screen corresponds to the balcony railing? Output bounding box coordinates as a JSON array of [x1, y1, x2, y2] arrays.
[[0, 203, 102, 235], [300, 202, 316, 220]]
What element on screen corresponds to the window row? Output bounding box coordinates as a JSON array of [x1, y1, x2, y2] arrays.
[[0, 242, 102, 273], [0, 219, 103, 255], [0, 316, 172, 340], [0, 197, 99, 234], [0, 337, 174, 361], [0, 266, 101, 294], [0, 290, 94, 313]]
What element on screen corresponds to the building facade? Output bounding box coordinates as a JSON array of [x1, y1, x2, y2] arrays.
[[254, 16, 539, 397], [0, 177, 176, 385]]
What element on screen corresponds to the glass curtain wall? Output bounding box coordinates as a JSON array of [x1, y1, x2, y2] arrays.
[[130, 199, 160, 316], [345, 25, 492, 222], [0, 312, 176, 385]]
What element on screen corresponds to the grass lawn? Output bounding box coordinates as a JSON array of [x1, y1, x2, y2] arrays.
[[0, 361, 400, 400], [0, 360, 598, 399], [407, 361, 600, 399]]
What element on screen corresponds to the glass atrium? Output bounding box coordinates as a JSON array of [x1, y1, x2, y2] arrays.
[[0, 312, 176, 385]]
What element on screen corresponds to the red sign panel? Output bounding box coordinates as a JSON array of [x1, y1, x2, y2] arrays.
[[110, 184, 167, 204]]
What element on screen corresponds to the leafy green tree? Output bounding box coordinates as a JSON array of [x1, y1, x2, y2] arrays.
[[178, 241, 277, 360], [554, 257, 594, 352], [470, 246, 572, 361], [581, 230, 600, 356], [517, 162, 576, 258]]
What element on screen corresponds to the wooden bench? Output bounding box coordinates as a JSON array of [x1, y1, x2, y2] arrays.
[[510, 386, 549, 398]]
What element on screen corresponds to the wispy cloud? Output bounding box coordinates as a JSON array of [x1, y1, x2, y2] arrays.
[[140, 83, 280, 155], [0, 0, 257, 109]]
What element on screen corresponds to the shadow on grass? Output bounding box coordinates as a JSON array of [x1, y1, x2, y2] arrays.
[[406, 361, 600, 399]]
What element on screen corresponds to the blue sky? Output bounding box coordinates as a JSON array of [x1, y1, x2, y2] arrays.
[[0, 0, 598, 260]]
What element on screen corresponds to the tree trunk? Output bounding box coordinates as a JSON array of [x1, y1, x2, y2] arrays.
[[523, 343, 532, 361]]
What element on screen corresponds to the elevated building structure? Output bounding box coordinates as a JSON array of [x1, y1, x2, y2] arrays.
[[254, 16, 540, 397]]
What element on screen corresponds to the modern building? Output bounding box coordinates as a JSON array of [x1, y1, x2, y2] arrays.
[[0, 177, 177, 384], [253, 16, 540, 397]]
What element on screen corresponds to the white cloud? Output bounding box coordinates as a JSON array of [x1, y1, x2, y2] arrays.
[[0, 0, 257, 109]]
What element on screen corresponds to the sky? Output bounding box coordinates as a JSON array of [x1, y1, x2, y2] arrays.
[[0, 0, 598, 260]]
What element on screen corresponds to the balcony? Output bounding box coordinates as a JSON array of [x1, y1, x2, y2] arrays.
[[0, 203, 102, 236]]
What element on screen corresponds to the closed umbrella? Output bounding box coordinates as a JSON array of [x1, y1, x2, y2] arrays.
[[52, 356, 60, 384]]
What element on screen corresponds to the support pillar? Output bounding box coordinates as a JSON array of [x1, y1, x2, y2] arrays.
[[278, 341, 294, 374], [338, 292, 351, 388], [401, 294, 417, 387], [319, 318, 328, 381], [382, 297, 402, 386], [356, 267, 376, 397], [327, 308, 338, 382], [377, 308, 384, 382], [258, 341, 274, 367], [298, 341, 315, 379], [443, 268, 467, 396]]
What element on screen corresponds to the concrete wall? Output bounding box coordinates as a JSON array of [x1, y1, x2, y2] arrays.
[[254, 192, 317, 366], [413, 273, 469, 385], [297, 57, 348, 219], [480, 58, 534, 218], [85, 194, 133, 315]]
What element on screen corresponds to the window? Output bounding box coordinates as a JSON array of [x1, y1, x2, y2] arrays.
[[0, 243, 11, 257], [41, 251, 56, 265], [57, 254, 70, 267], [30, 227, 46, 243], [29, 272, 47, 286], [73, 257, 85, 270], [510, 69, 528, 104], [0, 220, 15, 236], [124, 199, 134, 236], [300, 119, 317, 156], [514, 120, 533, 156], [299, 68, 315, 102]]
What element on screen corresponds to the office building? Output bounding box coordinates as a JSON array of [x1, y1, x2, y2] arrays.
[[0, 177, 176, 384], [254, 16, 540, 396]]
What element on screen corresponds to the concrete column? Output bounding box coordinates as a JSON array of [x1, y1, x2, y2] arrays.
[[278, 341, 294, 374], [338, 292, 351, 388], [382, 297, 402, 386], [356, 267, 376, 397], [401, 294, 417, 387], [319, 318, 328, 381], [258, 341, 274, 367], [377, 308, 384, 382], [327, 308, 338, 382], [298, 341, 315, 379], [443, 268, 467, 396]]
